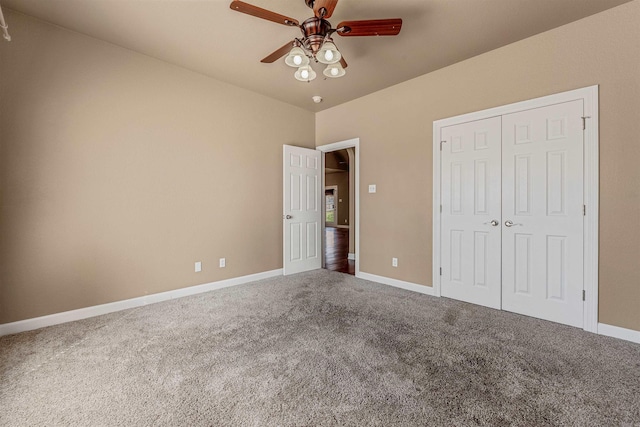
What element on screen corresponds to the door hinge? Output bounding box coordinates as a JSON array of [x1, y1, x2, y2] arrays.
[[583, 205, 586, 216], [440, 140, 446, 151], [581, 116, 591, 130], [439, 267, 442, 276], [582, 290, 586, 301]]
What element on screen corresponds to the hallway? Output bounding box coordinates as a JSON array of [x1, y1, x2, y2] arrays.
[[324, 227, 355, 275]]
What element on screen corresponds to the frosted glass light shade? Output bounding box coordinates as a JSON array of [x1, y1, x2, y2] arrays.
[[317, 42, 341, 65], [294, 65, 317, 82], [322, 63, 346, 78], [285, 47, 310, 68]]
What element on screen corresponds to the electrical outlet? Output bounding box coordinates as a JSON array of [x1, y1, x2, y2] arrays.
[[219, 258, 226, 268], [195, 261, 202, 272], [368, 184, 377, 193], [392, 258, 398, 267]]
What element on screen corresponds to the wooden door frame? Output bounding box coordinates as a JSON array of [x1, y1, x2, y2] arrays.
[[432, 86, 599, 333], [317, 138, 360, 276]]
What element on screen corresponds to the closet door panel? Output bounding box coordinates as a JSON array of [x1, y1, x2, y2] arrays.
[[441, 117, 502, 309], [501, 100, 584, 327]]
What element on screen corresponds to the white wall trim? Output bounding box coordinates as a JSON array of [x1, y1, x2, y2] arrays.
[[358, 272, 436, 296], [598, 323, 640, 344], [348, 253, 356, 260], [432, 119, 442, 298], [0, 269, 283, 337], [317, 138, 360, 276], [582, 87, 599, 333], [432, 85, 599, 333]]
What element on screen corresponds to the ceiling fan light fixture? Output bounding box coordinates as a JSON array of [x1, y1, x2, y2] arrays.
[[285, 46, 310, 68], [295, 65, 317, 82], [317, 41, 341, 65], [230, 1, 403, 83], [323, 63, 346, 78]]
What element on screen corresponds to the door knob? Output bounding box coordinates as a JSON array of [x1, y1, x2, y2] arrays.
[[484, 220, 499, 226], [505, 220, 522, 227], [284, 215, 293, 219]]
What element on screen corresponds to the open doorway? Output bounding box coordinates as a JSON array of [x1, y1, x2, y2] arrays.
[[317, 138, 360, 276], [323, 149, 355, 275]]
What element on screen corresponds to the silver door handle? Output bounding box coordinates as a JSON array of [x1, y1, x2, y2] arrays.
[[483, 220, 499, 226], [504, 220, 522, 227], [284, 215, 293, 219]]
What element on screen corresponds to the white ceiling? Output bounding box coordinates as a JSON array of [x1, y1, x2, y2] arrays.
[[2, 0, 631, 112]]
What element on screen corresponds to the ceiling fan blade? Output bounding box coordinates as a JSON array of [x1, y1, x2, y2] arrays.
[[261, 41, 295, 63], [337, 19, 402, 37], [340, 56, 348, 69], [313, 0, 339, 19], [230, 1, 299, 27]]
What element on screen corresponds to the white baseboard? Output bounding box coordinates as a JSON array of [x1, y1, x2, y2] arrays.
[[0, 269, 283, 337], [348, 253, 355, 260], [598, 323, 640, 344], [6, 269, 638, 346], [357, 271, 435, 296], [357, 274, 640, 345]]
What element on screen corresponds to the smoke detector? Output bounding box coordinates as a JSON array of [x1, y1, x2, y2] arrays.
[[312, 96, 323, 104]]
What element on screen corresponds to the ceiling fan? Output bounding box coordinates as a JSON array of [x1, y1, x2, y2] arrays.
[[229, 0, 402, 82]]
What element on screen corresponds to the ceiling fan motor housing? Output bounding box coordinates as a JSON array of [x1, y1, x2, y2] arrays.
[[301, 17, 332, 54]]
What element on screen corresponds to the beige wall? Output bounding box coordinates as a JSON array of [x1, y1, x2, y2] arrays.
[[316, 1, 640, 332], [2, 3, 639, 333], [0, 11, 315, 324], [325, 172, 349, 226]]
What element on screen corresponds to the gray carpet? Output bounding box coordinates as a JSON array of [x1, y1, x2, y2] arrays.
[[1, 270, 639, 426]]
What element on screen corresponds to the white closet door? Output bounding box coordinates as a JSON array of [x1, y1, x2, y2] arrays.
[[441, 117, 502, 309], [501, 100, 584, 327]]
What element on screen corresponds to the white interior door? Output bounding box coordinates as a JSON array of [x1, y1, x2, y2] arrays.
[[501, 100, 584, 327], [440, 117, 502, 309], [283, 145, 322, 275]]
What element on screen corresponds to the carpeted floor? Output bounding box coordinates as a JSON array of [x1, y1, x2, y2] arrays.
[[1, 270, 639, 426]]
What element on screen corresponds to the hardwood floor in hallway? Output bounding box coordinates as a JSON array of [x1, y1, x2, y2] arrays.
[[324, 226, 355, 275]]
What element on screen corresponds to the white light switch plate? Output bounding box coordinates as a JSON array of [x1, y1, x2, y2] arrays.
[[219, 258, 226, 268], [368, 184, 377, 193], [195, 261, 202, 272]]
